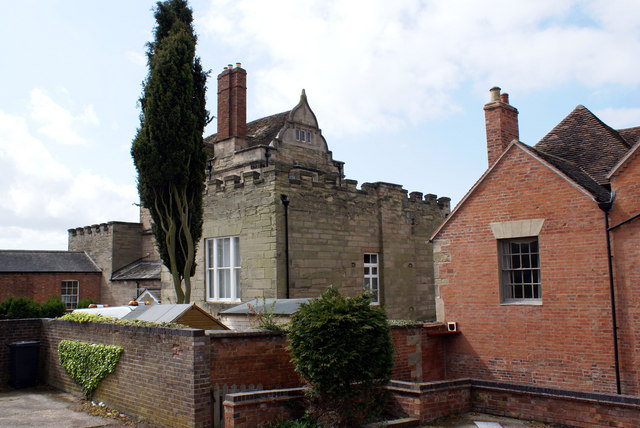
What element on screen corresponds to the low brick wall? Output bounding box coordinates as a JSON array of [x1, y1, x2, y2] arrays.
[[223, 387, 305, 427], [0, 319, 42, 387], [387, 379, 640, 426]]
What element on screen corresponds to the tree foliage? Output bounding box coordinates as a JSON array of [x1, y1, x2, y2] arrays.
[[0, 296, 42, 319], [131, 0, 208, 303], [41, 295, 67, 318], [288, 287, 394, 426]]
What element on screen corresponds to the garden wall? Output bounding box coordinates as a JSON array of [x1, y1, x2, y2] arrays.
[[0, 318, 42, 387]]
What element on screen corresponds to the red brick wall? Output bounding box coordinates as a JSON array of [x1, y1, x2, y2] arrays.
[[609, 152, 640, 394], [434, 146, 619, 393], [391, 324, 446, 382], [0, 272, 101, 305], [209, 330, 302, 389]]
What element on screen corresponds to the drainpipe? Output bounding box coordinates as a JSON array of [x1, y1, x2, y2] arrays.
[[280, 194, 290, 299], [598, 193, 621, 394]]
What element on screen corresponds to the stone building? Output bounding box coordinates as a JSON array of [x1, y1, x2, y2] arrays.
[[70, 64, 449, 321], [68, 219, 162, 306], [431, 87, 640, 394]]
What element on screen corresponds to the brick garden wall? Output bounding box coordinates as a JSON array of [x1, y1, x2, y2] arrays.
[[41, 319, 211, 428], [0, 319, 42, 387], [0, 272, 101, 305]]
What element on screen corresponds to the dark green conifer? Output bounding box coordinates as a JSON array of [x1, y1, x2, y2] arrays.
[[131, 0, 207, 303]]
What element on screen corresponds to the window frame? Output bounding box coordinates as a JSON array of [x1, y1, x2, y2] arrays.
[[363, 253, 380, 305], [205, 236, 241, 302], [498, 236, 541, 304], [61, 279, 79, 310]]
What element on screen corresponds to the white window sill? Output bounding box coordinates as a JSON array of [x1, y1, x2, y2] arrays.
[[500, 299, 542, 306], [206, 299, 241, 303]]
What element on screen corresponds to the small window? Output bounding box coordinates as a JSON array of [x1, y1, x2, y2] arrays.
[[295, 128, 312, 143], [364, 253, 379, 304], [61, 280, 79, 310], [306, 131, 312, 143], [295, 129, 300, 141], [206, 236, 241, 301], [499, 237, 541, 302]]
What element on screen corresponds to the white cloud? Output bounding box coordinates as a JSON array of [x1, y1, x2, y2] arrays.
[[0, 108, 138, 250], [29, 88, 99, 145], [200, 0, 640, 135], [594, 107, 640, 130]]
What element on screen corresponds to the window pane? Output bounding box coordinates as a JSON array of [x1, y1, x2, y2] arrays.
[[522, 254, 530, 268], [511, 254, 520, 269], [217, 239, 224, 267], [208, 270, 215, 299], [372, 267, 377, 275], [511, 242, 520, 254], [372, 278, 378, 289], [371, 254, 377, 263], [233, 237, 240, 266], [530, 241, 538, 253], [207, 240, 213, 268], [234, 268, 240, 299], [223, 238, 230, 266], [521, 242, 529, 253], [364, 254, 370, 264], [295, 129, 300, 141], [364, 278, 370, 287]]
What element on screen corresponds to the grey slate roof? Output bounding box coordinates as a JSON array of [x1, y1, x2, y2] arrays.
[[220, 298, 313, 315], [0, 250, 101, 273], [204, 111, 290, 152], [111, 260, 162, 281]]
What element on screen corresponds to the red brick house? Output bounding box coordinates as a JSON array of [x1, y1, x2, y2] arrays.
[[0, 250, 102, 309], [431, 87, 640, 395]]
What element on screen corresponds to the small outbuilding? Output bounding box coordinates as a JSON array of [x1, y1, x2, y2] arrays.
[[219, 298, 312, 329], [74, 303, 228, 330]]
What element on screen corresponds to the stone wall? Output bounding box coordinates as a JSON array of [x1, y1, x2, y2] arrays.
[[196, 163, 448, 321], [68, 221, 148, 306]]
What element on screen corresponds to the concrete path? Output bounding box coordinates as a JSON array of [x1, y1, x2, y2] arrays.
[[0, 386, 126, 427]]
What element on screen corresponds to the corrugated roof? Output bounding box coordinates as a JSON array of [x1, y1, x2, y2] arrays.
[[221, 298, 313, 315], [121, 304, 191, 323], [0, 250, 101, 273], [112, 260, 161, 281]]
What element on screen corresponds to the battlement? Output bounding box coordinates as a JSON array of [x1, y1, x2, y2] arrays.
[[205, 164, 450, 213]]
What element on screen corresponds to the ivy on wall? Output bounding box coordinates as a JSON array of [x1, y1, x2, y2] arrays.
[[58, 340, 123, 398]]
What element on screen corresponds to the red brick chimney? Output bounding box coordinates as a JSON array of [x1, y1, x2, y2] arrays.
[[484, 86, 519, 167], [217, 63, 247, 142]]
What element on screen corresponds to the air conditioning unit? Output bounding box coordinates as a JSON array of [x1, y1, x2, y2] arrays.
[[447, 322, 457, 332]]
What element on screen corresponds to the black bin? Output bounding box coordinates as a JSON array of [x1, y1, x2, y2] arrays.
[[6, 340, 40, 388]]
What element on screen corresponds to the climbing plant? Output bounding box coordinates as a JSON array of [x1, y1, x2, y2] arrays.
[[58, 340, 123, 398]]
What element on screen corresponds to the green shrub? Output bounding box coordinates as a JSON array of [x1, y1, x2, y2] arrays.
[[0, 296, 42, 319], [288, 287, 393, 426], [77, 297, 97, 309], [41, 295, 67, 318]]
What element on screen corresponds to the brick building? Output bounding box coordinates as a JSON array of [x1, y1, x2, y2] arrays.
[[0, 250, 101, 308], [431, 87, 640, 395], [70, 64, 450, 321]]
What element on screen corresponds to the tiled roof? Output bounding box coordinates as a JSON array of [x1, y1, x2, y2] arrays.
[[534, 105, 631, 186], [0, 250, 101, 273], [204, 111, 290, 152], [111, 260, 161, 281], [617, 126, 640, 147]]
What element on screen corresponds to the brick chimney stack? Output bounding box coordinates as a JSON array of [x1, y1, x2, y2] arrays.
[[484, 86, 519, 167], [217, 63, 247, 142]]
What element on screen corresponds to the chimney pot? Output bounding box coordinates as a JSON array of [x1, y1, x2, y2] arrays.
[[500, 93, 509, 104], [236, 62, 242, 68], [489, 86, 501, 102], [227, 64, 233, 69]]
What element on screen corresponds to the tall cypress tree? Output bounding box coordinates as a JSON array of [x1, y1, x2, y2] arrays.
[[131, 0, 207, 303]]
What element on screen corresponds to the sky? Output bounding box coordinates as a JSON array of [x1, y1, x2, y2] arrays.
[[1, 0, 640, 250]]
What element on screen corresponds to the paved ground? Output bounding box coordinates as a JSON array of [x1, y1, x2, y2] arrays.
[[0, 386, 136, 427], [0, 386, 554, 428]]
